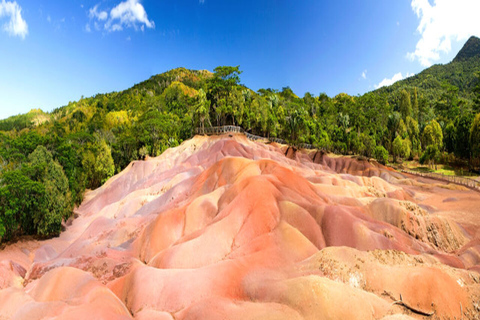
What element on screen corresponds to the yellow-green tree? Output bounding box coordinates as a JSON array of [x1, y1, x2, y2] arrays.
[[422, 119, 443, 149], [392, 136, 411, 162], [421, 119, 443, 166], [82, 139, 115, 188], [399, 89, 412, 120], [406, 116, 420, 157], [193, 88, 210, 132]]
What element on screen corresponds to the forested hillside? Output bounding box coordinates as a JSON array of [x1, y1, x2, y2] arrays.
[[1, 37, 480, 242]]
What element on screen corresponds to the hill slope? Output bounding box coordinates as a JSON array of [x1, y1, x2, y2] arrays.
[[454, 36, 480, 62], [0, 134, 479, 319], [374, 36, 480, 100]]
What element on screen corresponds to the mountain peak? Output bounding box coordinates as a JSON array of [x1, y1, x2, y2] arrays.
[[453, 36, 480, 62]]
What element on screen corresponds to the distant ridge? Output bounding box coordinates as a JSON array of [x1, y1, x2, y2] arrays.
[[453, 36, 480, 62]]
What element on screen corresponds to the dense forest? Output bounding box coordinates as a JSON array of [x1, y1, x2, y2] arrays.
[[1, 36, 480, 242]]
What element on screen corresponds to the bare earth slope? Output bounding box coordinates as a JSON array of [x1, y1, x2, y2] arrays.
[[1, 134, 480, 319]]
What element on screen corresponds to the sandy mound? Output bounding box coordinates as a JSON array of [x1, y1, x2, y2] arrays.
[[1, 134, 480, 319]]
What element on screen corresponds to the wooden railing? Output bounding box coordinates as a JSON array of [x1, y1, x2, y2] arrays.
[[401, 169, 480, 192], [194, 126, 311, 149], [195, 126, 242, 135]]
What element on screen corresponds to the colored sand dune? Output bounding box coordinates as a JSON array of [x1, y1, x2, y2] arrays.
[[1, 134, 480, 319]]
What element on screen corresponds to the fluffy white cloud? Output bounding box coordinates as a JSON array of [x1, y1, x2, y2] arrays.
[[88, 0, 154, 33], [361, 70, 367, 80], [0, 0, 28, 39], [374, 72, 413, 89], [408, 0, 480, 67]]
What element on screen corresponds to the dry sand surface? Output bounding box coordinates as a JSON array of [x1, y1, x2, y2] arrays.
[[1, 134, 480, 319]]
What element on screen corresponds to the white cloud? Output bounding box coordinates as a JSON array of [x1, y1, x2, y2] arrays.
[[107, 0, 154, 31], [88, 0, 154, 33], [110, 23, 122, 32], [374, 72, 414, 89], [0, 0, 28, 39], [361, 70, 367, 80], [85, 23, 91, 32], [89, 4, 108, 21], [408, 0, 480, 67]]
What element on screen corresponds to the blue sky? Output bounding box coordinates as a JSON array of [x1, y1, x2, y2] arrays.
[[0, 0, 479, 120]]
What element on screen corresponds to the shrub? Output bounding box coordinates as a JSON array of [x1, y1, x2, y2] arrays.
[[374, 146, 389, 165]]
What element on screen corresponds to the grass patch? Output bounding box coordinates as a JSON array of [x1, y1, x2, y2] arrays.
[[403, 161, 479, 178]]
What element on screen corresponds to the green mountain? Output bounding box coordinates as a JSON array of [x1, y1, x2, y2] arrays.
[[453, 36, 480, 62]]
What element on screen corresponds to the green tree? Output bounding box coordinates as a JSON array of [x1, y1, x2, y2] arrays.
[[470, 113, 480, 166], [28, 146, 73, 236], [316, 130, 330, 150], [112, 131, 139, 173], [193, 88, 210, 132], [417, 95, 435, 129], [435, 84, 460, 121], [387, 112, 401, 147], [362, 133, 376, 158], [55, 139, 86, 205], [412, 87, 419, 120], [444, 122, 456, 154], [135, 110, 178, 156], [82, 139, 115, 189], [420, 145, 440, 167], [0, 146, 73, 240], [420, 120, 443, 167], [336, 112, 350, 144], [286, 106, 306, 142], [96, 140, 115, 185], [474, 73, 480, 113], [162, 82, 188, 115], [231, 87, 245, 126], [0, 169, 44, 240], [393, 136, 412, 162], [374, 146, 388, 165], [392, 136, 402, 162], [207, 66, 242, 126], [406, 116, 420, 157], [399, 89, 412, 120], [303, 92, 319, 117], [349, 131, 364, 155], [455, 113, 474, 159], [422, 119, 443, 150]]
